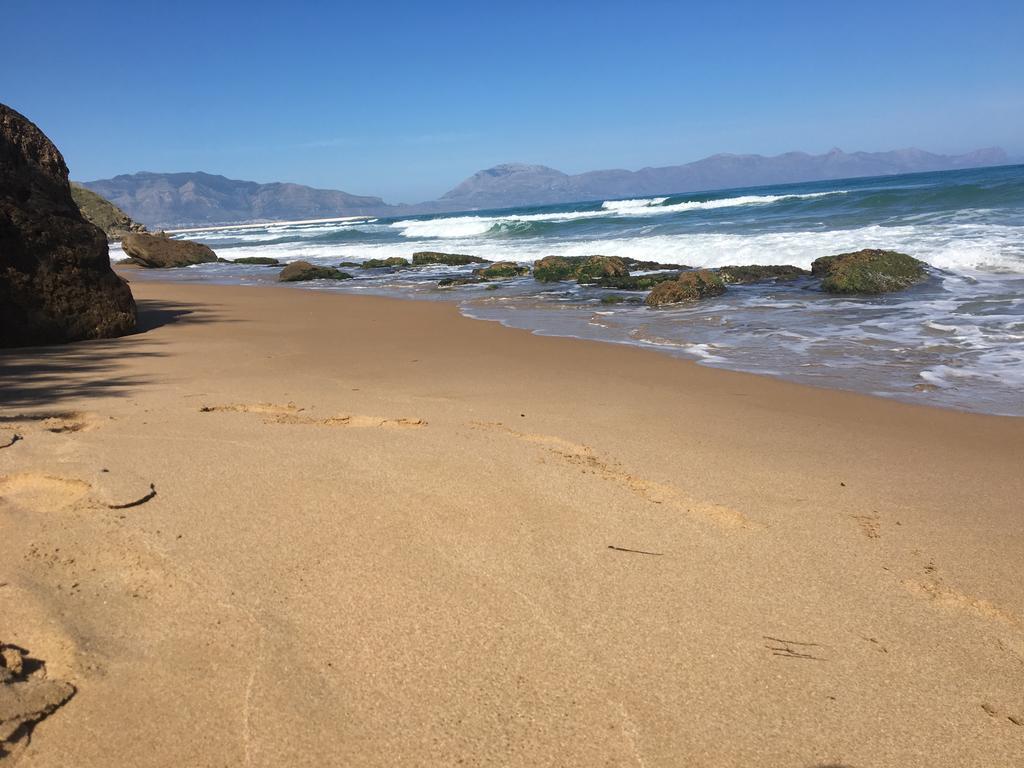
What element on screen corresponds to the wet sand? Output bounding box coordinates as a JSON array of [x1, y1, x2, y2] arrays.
[[1, 279, 1022, 766]]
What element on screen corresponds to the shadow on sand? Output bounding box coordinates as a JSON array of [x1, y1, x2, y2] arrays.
[[0, 299, 226, 409]]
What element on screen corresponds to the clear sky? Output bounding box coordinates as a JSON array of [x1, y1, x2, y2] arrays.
[[3, 0, 1022, 202]]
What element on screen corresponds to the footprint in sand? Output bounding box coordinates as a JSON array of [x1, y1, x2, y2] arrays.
[[199, 403, 426, 429], [0, 474, 91, 512], [470, 421, 752, 530], [849, 513, 881, 540], [0, 411, 98, 436], [0, 643, 76, 758]]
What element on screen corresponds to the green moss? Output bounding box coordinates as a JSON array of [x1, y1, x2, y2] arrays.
[[437, 277, 485, 287], [811, 249, 927, 294], [361, 257, 410, 269], [533, 255, 629, 283], [575, 256, 629, 283], [595, 271, 681, 290], [645, 270, 726, 306], [233, 256, 280, 266], [474, 261, 530, 279], [622, 257, 689, 271], [412, 251, 489, 266], [600, 294, 626, 304], [278, 261, 353, 282], [717, 264, 809, 284], [532, 256, 580, 282]]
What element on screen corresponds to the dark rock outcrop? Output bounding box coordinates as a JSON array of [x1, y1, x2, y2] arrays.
[[278, 261, 353, 282], [645, 270, 726, 306], [811, 249, 927, 294], [717, 264, 810, 284], [69, 183, 146, 240], [473, 261, 529, 279], [0, 103, 136, 347], [232, 256, 280, 266], [412, 251, 489, 266], [121, 232, 218, 268]]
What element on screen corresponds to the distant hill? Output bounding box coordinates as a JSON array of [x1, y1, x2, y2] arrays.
[[70, 182, 147, 240], [81, 147, 1010, 227], [80, 171, 392, 228], [438, 147, 1010, 209]]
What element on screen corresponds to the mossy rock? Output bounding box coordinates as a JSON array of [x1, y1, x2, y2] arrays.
[[532, 255, 628, 283], [622, 257, 689, 271], [278, 261, 353, 282], [473, 261, 530, 279], [412, 251, 489, 266], [600, 294, 626, 304], [337, 261, 361, 267], [233, 256, 280, 266], [595, 271, 681, 291], [645, 270, 726, 306], [575, 256, 629, 283], [532, 256, 581, 282], [811, 249, 927, 294], [717, 264, 809, 284], [437, 276, 485, 288], [361, 257, 410, 269]]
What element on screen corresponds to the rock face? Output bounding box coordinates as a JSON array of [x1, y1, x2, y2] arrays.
[[412, 251, 488, 266], [69, 183, 146, 240], [121, 232, 219, 268], [474, 261, 529, 279], [717, 264, 809, 284], [645, 270, 726, 306], [0, 103, 136, 348], [811, 249, 927, 294], [278, 261, 353, 282]]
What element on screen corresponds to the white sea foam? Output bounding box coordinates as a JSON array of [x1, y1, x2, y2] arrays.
[[390, 190, 849, 238]]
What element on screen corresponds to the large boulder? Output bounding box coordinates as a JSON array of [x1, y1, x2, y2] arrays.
[[0, 103, 136, 347], [811, 249, 927, 294], [121, 232, 218, 268], [69, 183, 146, 240], [645, 270, 726, 306], [278, 261, 353, 282], [412, 251, 488, 266]]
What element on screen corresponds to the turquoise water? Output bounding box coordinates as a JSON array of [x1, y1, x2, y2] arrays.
[[119, 164, 1024, 416]]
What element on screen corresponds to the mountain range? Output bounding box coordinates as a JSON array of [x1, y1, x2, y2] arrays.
[[80, 147, 1010, 228]]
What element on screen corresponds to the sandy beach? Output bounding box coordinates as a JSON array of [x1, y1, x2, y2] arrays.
[[1, 278, 1022, 767]]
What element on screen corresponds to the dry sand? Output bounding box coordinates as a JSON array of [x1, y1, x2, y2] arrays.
[[1, 279, 1022, 767]]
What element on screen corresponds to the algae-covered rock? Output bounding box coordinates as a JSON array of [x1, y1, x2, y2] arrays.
[[412, 251, 489, 266], [575, 256, 629, 283], [717, 264, 809, 284], [361, 257, 410, 269], [70, 183, 147, 240], [278, 261, 353, 282], [532, 256, 579, 282], [122, 233, 218, 268], [533, 255, 629, 283], [437, 276, 485, 288], [595, 271, 682, 291], [645, 270, 726, 306], [233, 256, 280, 266], [622, 257, 689, 271], [473, 261, 529, 279], [811, 249, 926, 294]]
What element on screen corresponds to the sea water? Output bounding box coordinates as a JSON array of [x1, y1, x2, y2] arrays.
[[118, 164, 1024, 416]]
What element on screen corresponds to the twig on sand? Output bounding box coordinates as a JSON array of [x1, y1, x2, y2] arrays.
[[108, 483, 157, 509], [607, 545, 663, 556], [0, 434, 23, 449], [763, 635, 827, 661]]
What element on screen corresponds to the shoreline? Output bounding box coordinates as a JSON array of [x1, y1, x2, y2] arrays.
[[2, 280, 1022, 766]]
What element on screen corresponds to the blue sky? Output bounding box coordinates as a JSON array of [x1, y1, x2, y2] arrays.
[[3, 0, 1022, 202]]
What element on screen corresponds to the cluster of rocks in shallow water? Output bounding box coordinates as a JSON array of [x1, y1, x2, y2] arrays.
[[266, 248, 931, 300]]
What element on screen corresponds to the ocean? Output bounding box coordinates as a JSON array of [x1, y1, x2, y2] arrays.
[[116, 164, 1024, 416]]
